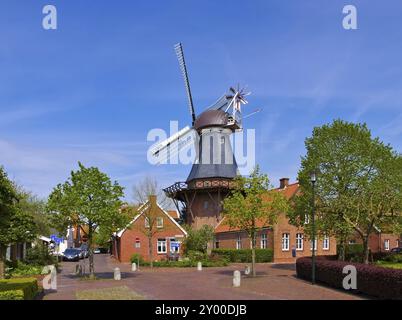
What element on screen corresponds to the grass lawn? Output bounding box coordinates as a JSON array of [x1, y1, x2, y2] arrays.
[[75, 286, 145, 300], [375, 261, 402, 269]]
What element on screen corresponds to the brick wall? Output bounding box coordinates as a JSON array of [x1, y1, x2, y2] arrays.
[[215, 229, 273, 250], [350, 232, 401, 253], [115, 197, 186, 263], [273, 213, 337, 263], [215, 213, 337, 263]]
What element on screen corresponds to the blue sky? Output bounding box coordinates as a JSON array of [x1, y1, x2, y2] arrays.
[[0, 0, 401, 200]]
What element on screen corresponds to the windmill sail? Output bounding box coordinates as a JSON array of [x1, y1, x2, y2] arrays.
[[174, 43, 196, 125]]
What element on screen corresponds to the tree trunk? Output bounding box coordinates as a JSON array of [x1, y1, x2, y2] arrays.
[[362, 236, 370, 264], [0, 245, 6, 279], [148, 236, 153, 268], [338, 238, 345, 261], [251, 234, 256, 277], [88, 223, 95, 278]]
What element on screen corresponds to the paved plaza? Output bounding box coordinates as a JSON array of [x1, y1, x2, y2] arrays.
[[43, 254, 363, 300]]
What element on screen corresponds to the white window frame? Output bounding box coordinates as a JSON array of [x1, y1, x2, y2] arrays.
[[260, 234, 268, 249], [323, 235, 330, 250], [157, 238, 167, 254], [296, 233, 304, 251], [156, 217, 164, 228], [282, 233, 290, 251], [236, 235, 242, 250], [310, 239, 318, 251], [384, 239, 390, 251], [304, 214, 310, 224]]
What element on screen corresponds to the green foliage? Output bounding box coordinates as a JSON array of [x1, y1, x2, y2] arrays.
[[223, 166, 289, 237], [24, 244, 56, 266], [130, 252, 228, 267], [1, 167, 42, 278], [47, 162, 127, 235], [384, 254, 402, 263], [139, 258, 228, 268], [182, 225, 214, 255], [211, 249, 273, 263], [288, 120, 402, 263], [345, 244, 364, 255], [223, 166, 288, 275], [186, 250, 207, 261], [130, 253, 145, 265], [46, 162, 130, 275], [0, 278, 39, 300], [6, 261, 43, 277], [0, 289, 24, 300]]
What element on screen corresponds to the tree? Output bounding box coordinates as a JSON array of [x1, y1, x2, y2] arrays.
[[133, 195, 177, 267], [223, 166, 289, 276], [132, 176, 173, 210], [182, 225, 214, 255], [47, 162, 130, 277], [132, 177, 175, 267], [15, 187, 50, 237], [288, 120, 402, 264], [0, 167, 37, 278]]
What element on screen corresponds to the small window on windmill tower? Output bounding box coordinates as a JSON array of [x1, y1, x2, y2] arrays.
[[203, 201, 209, 210]]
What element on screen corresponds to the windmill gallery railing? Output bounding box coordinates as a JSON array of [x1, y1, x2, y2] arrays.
[[163, 179, 236, 197]]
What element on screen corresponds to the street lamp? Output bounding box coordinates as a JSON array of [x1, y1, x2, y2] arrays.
[[310, 171, 317, 285]]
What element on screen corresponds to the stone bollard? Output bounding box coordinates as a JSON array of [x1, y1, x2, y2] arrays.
[[197, 261, 202, 271], [131, 262, 137, 272], [244, 265, 251, 276], [233, 270, 241, 287], [75, 264, 83, 276], [114, 267, 121, 281]]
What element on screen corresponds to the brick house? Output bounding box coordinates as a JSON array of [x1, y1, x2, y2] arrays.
[[348, 228, 401, 253], [112, 195, 187, 263], [214, 179, 337, 263]]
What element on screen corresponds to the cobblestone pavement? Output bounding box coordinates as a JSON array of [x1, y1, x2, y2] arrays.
[[43, 254, 363, 300]]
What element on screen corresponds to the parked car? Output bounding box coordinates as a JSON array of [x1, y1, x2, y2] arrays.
[[62, 248, 81, 262], [390, 247, 402, 254], [93, 248, 101, 254]]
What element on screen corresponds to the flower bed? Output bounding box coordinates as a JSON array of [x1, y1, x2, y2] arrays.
[[296, 257, 402, 299]]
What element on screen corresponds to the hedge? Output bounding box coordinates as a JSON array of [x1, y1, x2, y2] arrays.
[[0, 278, 39, 300], [296, 257, 402, 299], [211, 249, 273, 263], [130, 254, 228, 268], [0, 290, 24, 300]]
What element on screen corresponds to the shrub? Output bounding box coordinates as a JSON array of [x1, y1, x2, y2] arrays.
[[186, 250, 207, 261], [130, 253, 145, 265], [0, 278, 39, 300], [0, 290, 24, 300], [182, 225, 214, 255], [211, 249, 273, 263], [296, 257, 402, 299], [25, 244, 56, 266], [149, 258, 228, 268], [7, 262, 43, 277], [344, 244, 364, 262], [384, 254, 402, 263]]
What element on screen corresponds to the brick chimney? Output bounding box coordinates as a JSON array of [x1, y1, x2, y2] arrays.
[[149, 195, 157, 205], [279, 178, 290, 189]]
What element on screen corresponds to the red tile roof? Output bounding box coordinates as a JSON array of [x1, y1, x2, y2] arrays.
[[167, 210, 180, 220], [214, 182, 299, 234]]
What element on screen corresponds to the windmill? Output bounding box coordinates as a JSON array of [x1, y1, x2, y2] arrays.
[[154, 43, 259, 229]]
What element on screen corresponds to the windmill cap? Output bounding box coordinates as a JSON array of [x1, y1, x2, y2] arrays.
[[194, 109, 228, 131]]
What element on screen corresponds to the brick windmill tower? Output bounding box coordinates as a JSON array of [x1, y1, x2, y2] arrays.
[[152, 43, 259, 229]]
